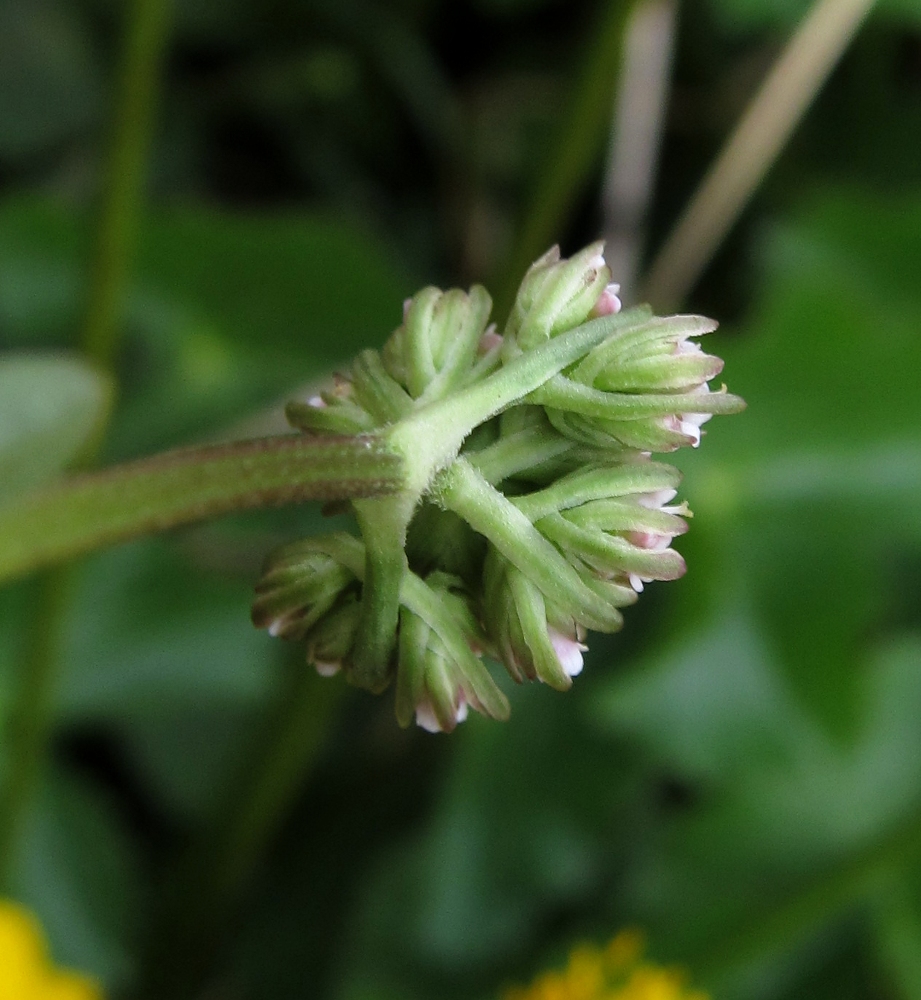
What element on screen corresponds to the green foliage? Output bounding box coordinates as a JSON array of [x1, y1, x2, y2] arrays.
[[0, 353, 111, 502], [3, 1, 921, 999]]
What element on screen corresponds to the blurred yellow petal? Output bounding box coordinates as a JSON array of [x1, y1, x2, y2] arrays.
[[0, 900, 49, 995], [0, 900, 103, 1000], [43, 972, 103, 1000], [499, 929, 706, 1000]]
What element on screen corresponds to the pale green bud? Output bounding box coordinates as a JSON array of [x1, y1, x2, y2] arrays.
[[540, 312, 745, 452], [383, 285, 493, 401], [505, 242, 611, 351], [252, 538, 357, 641], [305, 595, 361, 676], [394, 573, 508, 732], [482, 549, 593, 691]]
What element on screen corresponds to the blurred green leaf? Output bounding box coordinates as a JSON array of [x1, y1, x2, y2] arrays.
[[9, 767, 140, 988], [870, 883, 921, 999], [591, 614, 921, 987], [0, 353, 111, 503], [332, 681, 645, 998], [674, 188, 921, 732], [53, 536, 279, 821], [0, 197, 413, 454]]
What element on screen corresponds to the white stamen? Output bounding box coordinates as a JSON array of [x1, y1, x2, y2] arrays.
[[637, 489, 678, 510], [307, 395, 326, 409], [315, 661, 340, 677], [629, 573, 645, 593]]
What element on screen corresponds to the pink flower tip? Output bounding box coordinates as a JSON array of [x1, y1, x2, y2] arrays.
[[592, 283, 622, 317], [415, 696, 468, 733], [478, 325, 503, 355], [548, 627, 588, 678]]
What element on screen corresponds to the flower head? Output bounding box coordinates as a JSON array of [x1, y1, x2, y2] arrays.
[[252, 538, 357, 644], [255, 243, 743, 730], [0, 899, 102, 1000], [502, 929, 708, 1000]]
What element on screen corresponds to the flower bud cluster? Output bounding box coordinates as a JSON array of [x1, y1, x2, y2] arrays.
[[252, 537, 359, 673], [253, 243, 743, 732], [534, 311, 744, 453]]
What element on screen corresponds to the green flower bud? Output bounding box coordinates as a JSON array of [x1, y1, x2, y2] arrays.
[[516, 459, 689, 593], [483, 549, 593, 691], [504, 242, 611, 352], [252, 538, 357, 642], [285, 374, 378, 436], [394, 573, 507, 732], [536, 312, 745, 452], [382, 285, 493, 401], [305, 595, 361, 676]]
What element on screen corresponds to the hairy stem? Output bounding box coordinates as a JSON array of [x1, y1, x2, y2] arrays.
[[0, 435, 403, 585]]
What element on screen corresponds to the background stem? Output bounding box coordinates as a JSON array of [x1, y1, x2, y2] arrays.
[[601, 0, 676, 300], [81, 0, 173, 369], [0, 0, 172, 884], [0, 573, 72, 889], [140, 667, 344, 999], [494, 0, 634, 318], [640, 0, 876, 311]]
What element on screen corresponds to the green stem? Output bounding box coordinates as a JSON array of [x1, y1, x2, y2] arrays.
[[466, 426, 576, 484], [0, 571, 72, 888], [350, 495, 414, 691], [640, 0, 876, 311], [0, 0, 173, 885], [0, 435, 403, 585], [530, 374, 746, 419], [435, 458, 621, 631], [82, 0, 173, 367], [494, 0, 634, 318], [141, 665, 344, 999]]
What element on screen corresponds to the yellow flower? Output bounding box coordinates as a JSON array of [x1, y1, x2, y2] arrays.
[[502, 930, 709, 1000], [0, 900, 102, 1000]]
